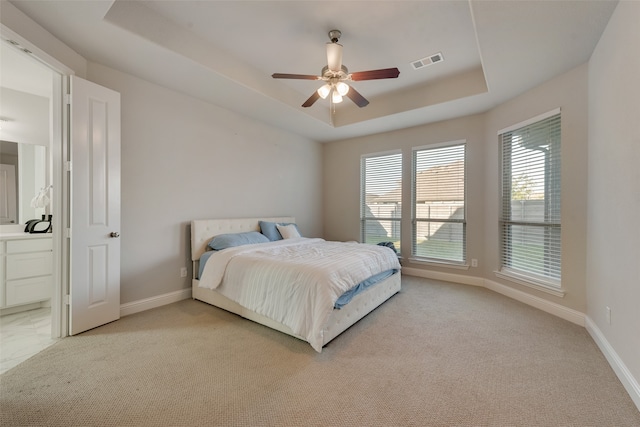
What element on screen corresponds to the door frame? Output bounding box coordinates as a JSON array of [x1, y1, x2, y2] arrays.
[[1, 24, 75, 338]]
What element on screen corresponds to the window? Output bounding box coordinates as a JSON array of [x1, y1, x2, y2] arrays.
[[499, 109, 561, 287], [412, 142, 466, 263], [360, 151, 402, 251]]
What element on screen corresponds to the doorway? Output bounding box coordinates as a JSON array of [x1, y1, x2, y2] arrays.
[[1, 23, 122, 372], [0, 35, 65, 373]]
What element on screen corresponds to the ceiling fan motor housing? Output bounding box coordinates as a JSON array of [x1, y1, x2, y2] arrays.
[[321, 65, 349, 80]]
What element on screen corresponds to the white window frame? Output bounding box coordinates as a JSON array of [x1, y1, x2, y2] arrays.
[[410, 140, 466, 266], [360, 150, 402, 251], [497, 108, 563, 296]]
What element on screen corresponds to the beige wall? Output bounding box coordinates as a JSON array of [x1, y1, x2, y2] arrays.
[[484, 64, 589, 312], [324, 114, 486, 275], [587, 0, 640, 398], [87, 63, 323, 304], [324, 63, 588, 312], [2, 4, 324, 305], [325, 25, 640, 402]]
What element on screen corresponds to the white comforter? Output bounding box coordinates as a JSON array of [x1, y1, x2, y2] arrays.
[[199, 237, 401, 352]]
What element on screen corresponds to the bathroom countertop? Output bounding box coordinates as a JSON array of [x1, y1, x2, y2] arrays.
[[0, 232, 53, 240]]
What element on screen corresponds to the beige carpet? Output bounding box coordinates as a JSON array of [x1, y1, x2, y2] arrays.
[[1, 276, 639, 426]]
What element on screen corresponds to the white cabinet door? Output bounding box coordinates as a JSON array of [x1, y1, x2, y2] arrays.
[[6, 252, 53, 280], [6, 276, 53, 306], [69, 76, 121, 335]]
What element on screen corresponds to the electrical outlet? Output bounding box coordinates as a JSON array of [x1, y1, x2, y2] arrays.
[[180, 267, 187, 278], [471, 259, 478, 267], [606, 306, 611, 324]]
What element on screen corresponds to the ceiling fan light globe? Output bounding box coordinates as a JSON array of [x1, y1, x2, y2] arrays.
[[331, 91, 343, 103], [336, 82, 350, 96], [317, 84, 331, 99]]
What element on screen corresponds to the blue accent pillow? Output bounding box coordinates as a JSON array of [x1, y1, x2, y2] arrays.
[[259, 221, 300, 241], [207, 231, 269, 251]]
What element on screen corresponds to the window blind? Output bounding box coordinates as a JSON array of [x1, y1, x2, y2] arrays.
[[500, 112, 561, 284], [412, 142, 466, 263], [360, 152, 402, 250]]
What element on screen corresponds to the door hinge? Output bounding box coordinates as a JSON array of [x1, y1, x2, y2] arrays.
[[65, 94, 71, 105], [63, 295, 70, 305], [65, 228, 72, 238], [65, 161, 72, 172]]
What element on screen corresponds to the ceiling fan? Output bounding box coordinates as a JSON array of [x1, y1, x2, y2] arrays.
[[272, 30, 400, 108]]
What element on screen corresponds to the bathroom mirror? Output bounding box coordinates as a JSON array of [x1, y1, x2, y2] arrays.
[[1, 140, 49, 225], [1, 41, 53, 227]]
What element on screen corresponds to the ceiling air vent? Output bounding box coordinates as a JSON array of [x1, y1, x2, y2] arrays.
[[411, 52, 444, 70]]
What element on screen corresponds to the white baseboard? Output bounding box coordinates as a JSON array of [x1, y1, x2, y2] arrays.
[[120, 288, 192, 317], [402, 268, 584, 326], [0, 301, 49, 316], [585, 316, 640, 411], [119, 272, 638, 412], [483, 279, 585, 326], [402, 268, 640, 410], [402, 267, 485, 287]]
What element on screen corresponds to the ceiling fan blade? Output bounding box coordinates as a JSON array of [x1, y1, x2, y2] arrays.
[[350, 67, 400, 81], [301, 91, 321, 108], [345, 86, 370, 108], [272, 73, 320, 80], [326, 42, 343, 72]]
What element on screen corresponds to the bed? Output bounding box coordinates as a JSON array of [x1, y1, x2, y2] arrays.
[[190, 217, 401, 351]]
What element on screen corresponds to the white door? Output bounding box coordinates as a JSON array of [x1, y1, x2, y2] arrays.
[[68, 75, 121, 335]]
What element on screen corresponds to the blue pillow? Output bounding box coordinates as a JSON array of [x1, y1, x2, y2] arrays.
[[259, 221, 300, 241], [208, 231, 269, 251]]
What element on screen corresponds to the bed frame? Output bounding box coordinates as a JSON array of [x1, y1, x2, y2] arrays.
[[191, 217, 401, 347]]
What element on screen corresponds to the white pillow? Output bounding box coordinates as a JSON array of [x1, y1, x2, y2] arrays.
[[276, 224, 301, 239]]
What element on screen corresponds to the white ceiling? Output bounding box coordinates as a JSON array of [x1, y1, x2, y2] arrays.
[[3, 0, 618, 143]]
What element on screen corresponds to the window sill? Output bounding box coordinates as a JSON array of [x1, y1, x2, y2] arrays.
[[408, 257, 470, 271], [494, 269, 565, 298]]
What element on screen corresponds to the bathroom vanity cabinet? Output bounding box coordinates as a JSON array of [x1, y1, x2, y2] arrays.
[[0, 233, 52, 311]]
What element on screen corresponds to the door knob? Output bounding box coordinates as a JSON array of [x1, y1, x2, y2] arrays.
[[110, 232, 120, 238]]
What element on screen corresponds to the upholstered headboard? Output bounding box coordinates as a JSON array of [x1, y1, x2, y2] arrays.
[[190, 217, 295, 261]]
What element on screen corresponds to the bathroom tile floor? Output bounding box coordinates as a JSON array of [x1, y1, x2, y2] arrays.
[[0, 307, 57, 374]]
